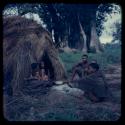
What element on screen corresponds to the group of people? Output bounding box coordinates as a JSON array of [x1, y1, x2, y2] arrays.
[[69, 54, 109, 102], [71, 54, 103, 80], [26, 54, 109, 102], [26, 61, 49, 81]]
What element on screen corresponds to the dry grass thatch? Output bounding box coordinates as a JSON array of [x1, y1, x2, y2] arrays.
[[3, 16, 67, 95]]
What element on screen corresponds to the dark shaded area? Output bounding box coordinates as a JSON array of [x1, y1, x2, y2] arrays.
[[22, 79, 54, 96], [3, 4, 117, 52], [3, 16, 67, 96], [3, 64, 121, 121], [41, 51, 55, 80]]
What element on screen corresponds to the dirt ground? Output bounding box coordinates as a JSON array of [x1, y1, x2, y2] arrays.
[[3, 64, 121, 121]]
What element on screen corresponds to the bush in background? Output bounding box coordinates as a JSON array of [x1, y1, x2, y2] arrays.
[[59, 43, 121, 76]]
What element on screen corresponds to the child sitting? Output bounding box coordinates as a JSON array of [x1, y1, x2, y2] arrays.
[[39, 61, 49, 81]]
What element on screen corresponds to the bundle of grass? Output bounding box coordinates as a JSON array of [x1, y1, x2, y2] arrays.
[[3, 16, 67, 95]]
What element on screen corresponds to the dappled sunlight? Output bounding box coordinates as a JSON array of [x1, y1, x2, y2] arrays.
[[99, 35, 113, 44], [98, 4, 121, 44]]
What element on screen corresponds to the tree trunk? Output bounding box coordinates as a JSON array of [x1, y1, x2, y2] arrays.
[[63, 35, 70, 50], [61, 24, 70, 48], [90, 20, 103, 53], [52, 29, 55, 43], [78, 15, 87, 53]]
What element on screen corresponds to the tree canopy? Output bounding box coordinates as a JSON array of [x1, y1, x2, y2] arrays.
[[3, 3, 121, 52]]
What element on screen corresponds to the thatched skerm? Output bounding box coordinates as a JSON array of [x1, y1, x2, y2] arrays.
[[3, 16, 67, 95]]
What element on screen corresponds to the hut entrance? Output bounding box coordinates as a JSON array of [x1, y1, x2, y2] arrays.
[[41, 51, 55, 80]]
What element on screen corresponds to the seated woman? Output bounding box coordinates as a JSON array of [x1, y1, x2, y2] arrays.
[[39, 61, 49, 81]]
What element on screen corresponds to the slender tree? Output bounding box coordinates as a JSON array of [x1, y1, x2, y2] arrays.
[[3, 3, 118, 53]]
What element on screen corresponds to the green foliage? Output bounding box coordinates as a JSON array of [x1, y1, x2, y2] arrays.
[[96, 3, 121, 36], [3, 4, 118, 49], [89, 47, 97, 53], [59, 44, 121, 75], [59, 51, 83, 73], [42, 110, 79, 121], [112, 22, 121, 43]]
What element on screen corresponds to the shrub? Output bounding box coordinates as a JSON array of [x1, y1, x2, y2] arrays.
[[59, 43, 121, 76]]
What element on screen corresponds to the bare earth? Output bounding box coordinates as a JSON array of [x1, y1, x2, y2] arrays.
[[3, 64, 121, 121]]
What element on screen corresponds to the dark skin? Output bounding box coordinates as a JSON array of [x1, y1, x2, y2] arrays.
[[39, 61, 49, 81], [24, 70, 41, 80], [69, 64, 96, 84], [71, 56, 89, 80], [69, 65, 101, 102], [84, 65, 100, 102], [25, 62, 49, 81]]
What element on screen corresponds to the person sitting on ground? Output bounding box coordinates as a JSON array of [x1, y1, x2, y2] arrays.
[[90, 59, 108, 89], [39, 61, 49, 81], [25, 63, 41, 80], [23, 63, 54, 95], [69, 63, 108, 102], [71, 54, 89, 80]]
